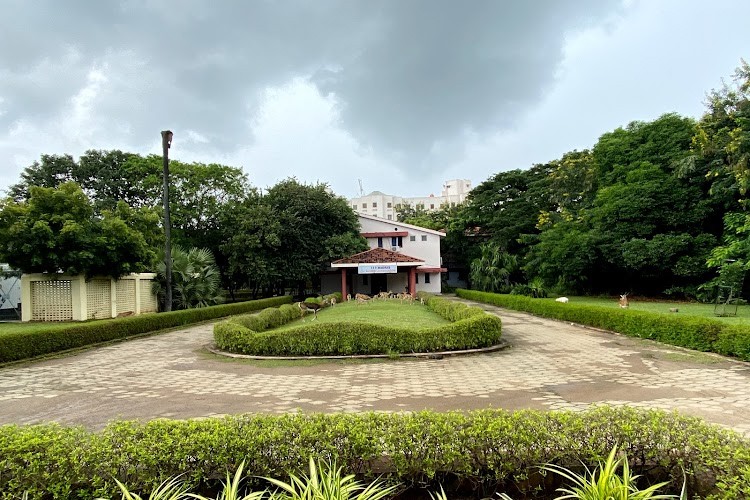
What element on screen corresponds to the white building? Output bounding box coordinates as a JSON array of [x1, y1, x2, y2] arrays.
[[321, 214, 446, 297], [348, 179, 472, 220]]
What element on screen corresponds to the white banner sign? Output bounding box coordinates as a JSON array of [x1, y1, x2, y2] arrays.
[[358, 264, 398, 274]]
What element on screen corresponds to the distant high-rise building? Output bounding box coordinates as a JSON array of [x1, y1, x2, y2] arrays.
[[348, 179, 472, 220]]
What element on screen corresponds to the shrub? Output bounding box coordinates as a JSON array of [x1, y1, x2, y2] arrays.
[[214, 295, 501, 356], [456, 289, 750, 361], [0, 408, 748, 499], [0, 296, 292, 364]]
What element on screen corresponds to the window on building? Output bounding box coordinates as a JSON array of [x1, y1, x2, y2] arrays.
[[387, 202, 392, 208], [362, 275, 369, 285], [352, 204, 357, 210], [372, 202, 378, 208], [446, 184, 451, 189], [409, 235, 416, 242], [425, 274, 431, 284], [398, 236, 403, 247], [362, 203, 367, 208], [421, 235, 427, 242], [387, 215, 392, 220], [377, 237, 383, 248], [415, 274, 419, 284], [430, 204, 435, 209]]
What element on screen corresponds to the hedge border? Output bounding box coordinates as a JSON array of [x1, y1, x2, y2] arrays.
[[0, 407, 748, 499], [213, 295, 502, 356], [0, 296, 292, 364], [456, 289, 750, 361]]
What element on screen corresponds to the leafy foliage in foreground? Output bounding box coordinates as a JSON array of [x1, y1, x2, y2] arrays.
[[457, 289, 750, 361], [213, 295, 501, 356], [0, 408, 748, 499], [0, 296, 292, 364]]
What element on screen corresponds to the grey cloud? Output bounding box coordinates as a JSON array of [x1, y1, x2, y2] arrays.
[[0, 0, 619, 179]]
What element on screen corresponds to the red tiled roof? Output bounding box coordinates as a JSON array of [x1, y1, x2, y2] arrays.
[[332, 247, 423, 264]]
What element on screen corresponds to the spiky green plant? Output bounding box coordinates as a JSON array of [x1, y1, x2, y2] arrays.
[[189, 461, 266, 500], [541, 446, 678, 500], [153, 246, 223, 310], [98, 475, 191, 500], [265, 457, 398, 500]]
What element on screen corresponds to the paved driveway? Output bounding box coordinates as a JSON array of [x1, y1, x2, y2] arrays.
[[1, 299, 748, 433]]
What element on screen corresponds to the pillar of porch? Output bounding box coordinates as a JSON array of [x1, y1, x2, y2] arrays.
[[408, 267, 416, 296], [341, 268, 348, 300]]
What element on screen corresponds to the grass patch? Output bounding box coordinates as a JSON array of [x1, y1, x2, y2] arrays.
[[0, 321, 76, 336], [274, 300, 450, 332], [653, 351, 721, 364], [561, 296, 750, 324]]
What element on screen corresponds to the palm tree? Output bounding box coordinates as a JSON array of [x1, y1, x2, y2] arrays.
[[469, 243, 519, 292], [154, 247, 223, 310]]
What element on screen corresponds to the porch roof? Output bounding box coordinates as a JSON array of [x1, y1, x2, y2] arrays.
[[331, 247, 424, 268]]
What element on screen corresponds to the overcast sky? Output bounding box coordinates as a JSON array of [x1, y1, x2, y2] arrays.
[[1, 0, 749, 199]]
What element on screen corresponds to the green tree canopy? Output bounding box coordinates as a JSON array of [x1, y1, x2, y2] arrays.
[[219, 179, 367, 296], [0, 183, 159, 278]]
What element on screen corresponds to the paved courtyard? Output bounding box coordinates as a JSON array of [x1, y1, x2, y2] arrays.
[[0, 298, 748, 433]]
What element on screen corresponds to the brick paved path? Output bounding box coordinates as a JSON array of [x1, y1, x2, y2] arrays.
[[1, 298, 748, 433]]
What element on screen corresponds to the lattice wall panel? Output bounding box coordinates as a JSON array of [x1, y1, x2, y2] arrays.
[[115, 280, 136, 315], [31, 280, 73, 322], [87, 279, 111, 319], [139, 280, 158, 313]]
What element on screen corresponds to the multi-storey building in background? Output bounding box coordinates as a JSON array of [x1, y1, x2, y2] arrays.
[[348, 179, 472, 220]]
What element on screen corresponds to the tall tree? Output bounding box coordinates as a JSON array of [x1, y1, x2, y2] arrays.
[[459, 164, 553, 256], [220, 179, 367, 296], [218, 191, 284, 298]]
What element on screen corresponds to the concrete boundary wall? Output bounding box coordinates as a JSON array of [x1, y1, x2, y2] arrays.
[[21, 273, 157, 322]]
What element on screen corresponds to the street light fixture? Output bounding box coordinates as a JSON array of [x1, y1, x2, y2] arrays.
[[161, 130, 174, 312]]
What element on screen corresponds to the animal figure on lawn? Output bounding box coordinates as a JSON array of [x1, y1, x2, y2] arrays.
[[323, 296, 336, 307], [397, 292, 414, 305], [555, 297, 569, 303], [619, 293, 629, 308], [355, 293, 372, 305], [298, 301, 322, 321]]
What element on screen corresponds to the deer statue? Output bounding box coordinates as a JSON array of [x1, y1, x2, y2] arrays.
[[618, 293, 629, 309], [355, 293, 372, 305], [298, 301, 322, 321]]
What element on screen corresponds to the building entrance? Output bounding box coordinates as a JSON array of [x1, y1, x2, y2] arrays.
[[370, 274, 388, 296]]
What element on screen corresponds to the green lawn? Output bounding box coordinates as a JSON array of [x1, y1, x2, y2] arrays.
[[274, 300, 450, 331], [0, 321, 80, 336], [555, 296, 750, 324]]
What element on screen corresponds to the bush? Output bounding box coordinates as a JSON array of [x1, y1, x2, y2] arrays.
[[456, 289, 750, 361], [0, 408, 748, 499], [214, 295, 501, 356], [0, 296, 292, 364]]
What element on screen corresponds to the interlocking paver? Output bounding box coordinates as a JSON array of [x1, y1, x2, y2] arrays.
[[0, 298, 748, 434]]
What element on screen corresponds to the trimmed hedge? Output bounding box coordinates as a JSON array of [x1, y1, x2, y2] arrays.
[[0, 296, 292, 364], [0, 408, 748, 499], [456, 289, 750, 361], [213, 295, 501, 356]]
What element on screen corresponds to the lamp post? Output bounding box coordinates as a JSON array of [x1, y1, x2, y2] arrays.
[[161, 130, 174, 312]]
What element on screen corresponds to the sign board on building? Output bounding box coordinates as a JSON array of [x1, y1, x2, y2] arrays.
[[358, 264, 397, 274]]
